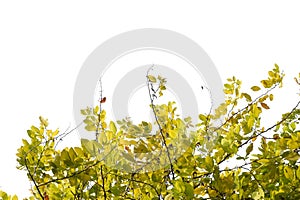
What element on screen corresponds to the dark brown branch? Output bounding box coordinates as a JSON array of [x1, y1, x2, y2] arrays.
[[24, 158, 44, 200], [239, 99, 300, 148], [37, 143, 117, 188], [100, 165, 107, 199], [54, 121, 83, 149], [38, 159, 101, 187], [214, 83, 278, 132], [111, 172, 161, 197], [243, 167, 266, 192], [146, 67, 175, 180], [216, 90, 299, 167]]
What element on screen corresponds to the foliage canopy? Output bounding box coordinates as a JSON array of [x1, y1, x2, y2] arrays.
[[1, 64, 300, 200]]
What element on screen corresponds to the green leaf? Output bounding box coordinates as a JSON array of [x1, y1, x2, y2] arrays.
[[152, 173, 162, 182], [184, 183, 194, 198], [246, 143, 253, 156], [111, 186, 124, 196], [199, 114, 207, 121], [142, 121, 148, 126]]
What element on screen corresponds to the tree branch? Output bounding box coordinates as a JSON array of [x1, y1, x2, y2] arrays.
[[146, 66, 175, 180]]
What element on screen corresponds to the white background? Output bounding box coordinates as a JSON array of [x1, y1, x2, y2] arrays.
[[0, 0, 300, 198]]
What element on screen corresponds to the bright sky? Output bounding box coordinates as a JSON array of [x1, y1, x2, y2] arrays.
[[0, 1, 300, 198]]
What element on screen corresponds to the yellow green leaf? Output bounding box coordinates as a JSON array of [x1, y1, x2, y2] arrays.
[[246, 143, 253, 156], [109, 121, 117, 134], [85, 125, 97, 131], [39, 116, 49, 127], [174, 181, 185, 193], [205, 156, 214, 171], [296, 166, 300, 179], [242, 93, 252, 102], [147, 75, 157, 83], [199, 114, 207, 121], [257, 159, 269, 164], [284, 166, 294, 180], [121, 152, 135, 162], [134, 143, 150, 153]]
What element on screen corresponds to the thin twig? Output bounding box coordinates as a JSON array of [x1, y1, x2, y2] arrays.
[[96, 78, 104, 140], [239, 99, 300, 148], [213, 83, 279, 133], [100, 165, 107, 199], [24, 158, 44, 200], [146, 66, 175, 180], [54, 121, 83, 149]]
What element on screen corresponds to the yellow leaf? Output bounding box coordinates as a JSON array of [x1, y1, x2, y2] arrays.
[[39, 116, 49, 127], [269, 94, 274, 101], [165, 194, 173, 200], [261, 80, 272, 88], [168, 129, 177, 139], [284, 166, 294, 180], [296, 166, 300, 179], [194, 186, 206, 195], [251, 86, 261, 91], [12, 195, 18, 200]]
